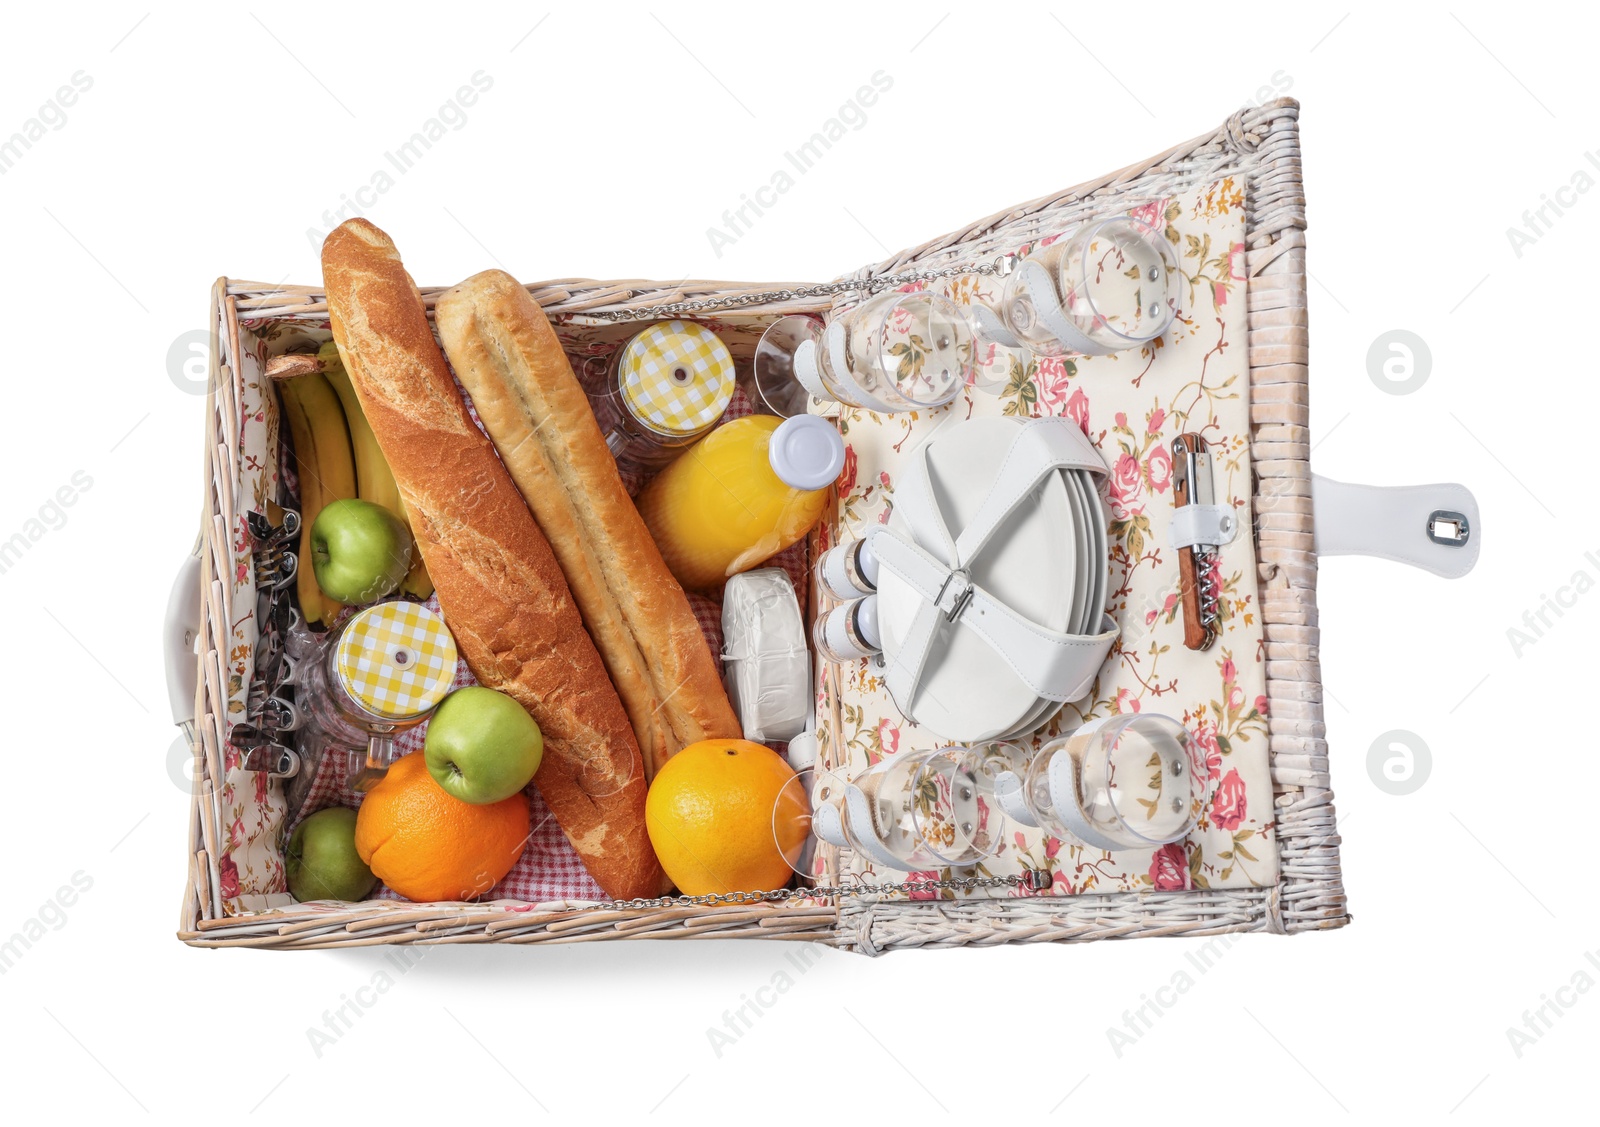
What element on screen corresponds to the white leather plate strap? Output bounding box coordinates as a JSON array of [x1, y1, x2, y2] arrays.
[[953, 418, 1107, 560], [873, 530, 1117, 703], [1310, 475, 1480, 579], [892, 416, 1107, 567], [874, 417, 1117, 711]]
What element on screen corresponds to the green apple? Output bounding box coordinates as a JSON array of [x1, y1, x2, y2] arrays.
[[424, 686, 544, 805], [286, 807, 378, 902], [310, 498, 413, 604]]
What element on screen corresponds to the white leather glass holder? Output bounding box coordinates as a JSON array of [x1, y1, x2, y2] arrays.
[[1009, 258, 1120, 357]]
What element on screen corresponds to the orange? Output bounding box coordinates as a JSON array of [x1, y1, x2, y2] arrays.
[[354, 752, 529, 902], [645, 739, 808, 896]]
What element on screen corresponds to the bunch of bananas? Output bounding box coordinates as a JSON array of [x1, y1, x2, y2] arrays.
[[272, 342, 432, 625]]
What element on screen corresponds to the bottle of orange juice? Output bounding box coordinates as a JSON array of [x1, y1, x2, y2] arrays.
[[637, 414, 844, 591]]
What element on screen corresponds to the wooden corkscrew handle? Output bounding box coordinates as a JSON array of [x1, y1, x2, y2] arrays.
[[1172, 433, 1216, 651]]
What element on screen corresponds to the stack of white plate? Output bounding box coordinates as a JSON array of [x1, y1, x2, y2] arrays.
[[877, 418, 1108, 742]]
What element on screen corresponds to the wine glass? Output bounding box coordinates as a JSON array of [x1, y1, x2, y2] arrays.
[[772, 762, 819, 883], [755, 291, 977, 414], [999, 214, 1179, 358], [994, 714, 1204, 851], [811, 742, 1022, 872], [748, 314, 825, 418]]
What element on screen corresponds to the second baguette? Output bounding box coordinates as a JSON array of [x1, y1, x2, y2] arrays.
[[435, 270, 741, 780], [321, 220, 661, 901]]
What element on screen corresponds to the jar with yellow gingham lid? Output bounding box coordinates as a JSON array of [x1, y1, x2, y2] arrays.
[[593, 320, 735, 471], [298, 600, 459, 790]]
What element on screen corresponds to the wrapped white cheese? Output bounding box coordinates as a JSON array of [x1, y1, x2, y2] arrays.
[[721, 568, 811, 743]]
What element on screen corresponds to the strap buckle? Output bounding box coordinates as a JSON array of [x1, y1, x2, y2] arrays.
[[934, 568, 974, 623], [1427, 509, 1471, 547]]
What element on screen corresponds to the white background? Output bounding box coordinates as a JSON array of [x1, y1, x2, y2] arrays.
[[0, 2, 1591, 1122]]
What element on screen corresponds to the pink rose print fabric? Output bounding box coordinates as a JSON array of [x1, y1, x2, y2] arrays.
[[813, 180, 1276, 899]]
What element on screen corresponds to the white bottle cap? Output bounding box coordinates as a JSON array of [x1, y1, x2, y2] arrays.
[[768, 415, 845, 491]]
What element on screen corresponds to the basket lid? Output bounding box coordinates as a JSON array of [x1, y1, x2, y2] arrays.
[[335, 601, 458, 721], [617, 320, 734, 438]]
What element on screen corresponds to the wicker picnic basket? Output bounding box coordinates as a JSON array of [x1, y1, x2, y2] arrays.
[[175, 97, 1344, 953]]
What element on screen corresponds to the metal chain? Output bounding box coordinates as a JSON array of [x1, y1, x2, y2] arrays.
[[580, 255, 1015, 324], [573, 870, 1045, 914]]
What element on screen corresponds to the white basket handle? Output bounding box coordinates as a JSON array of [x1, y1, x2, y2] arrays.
[[164, 553, 203, 727], [1311, 475, 1479, 579]]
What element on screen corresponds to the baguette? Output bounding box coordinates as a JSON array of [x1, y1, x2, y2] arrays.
[[435, 270, 741, 780], [321, 219, 661, 901]]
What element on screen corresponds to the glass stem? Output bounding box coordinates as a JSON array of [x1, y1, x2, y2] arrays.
[[364, 734, 397, 772]]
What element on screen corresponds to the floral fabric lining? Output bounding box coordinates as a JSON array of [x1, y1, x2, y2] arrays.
[[813, 179, 1278, 899]]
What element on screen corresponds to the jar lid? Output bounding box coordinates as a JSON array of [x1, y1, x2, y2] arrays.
[[768, 415, 845, 490], [335, 601, 458, 721], [617, 320, 735, 438]]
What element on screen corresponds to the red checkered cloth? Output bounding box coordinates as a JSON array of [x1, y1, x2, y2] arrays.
[[292, 378, 815, 903], [292, 624, 606, 903]]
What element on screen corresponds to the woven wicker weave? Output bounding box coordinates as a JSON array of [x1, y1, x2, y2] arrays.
[[177, 97, 1345, 953]]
